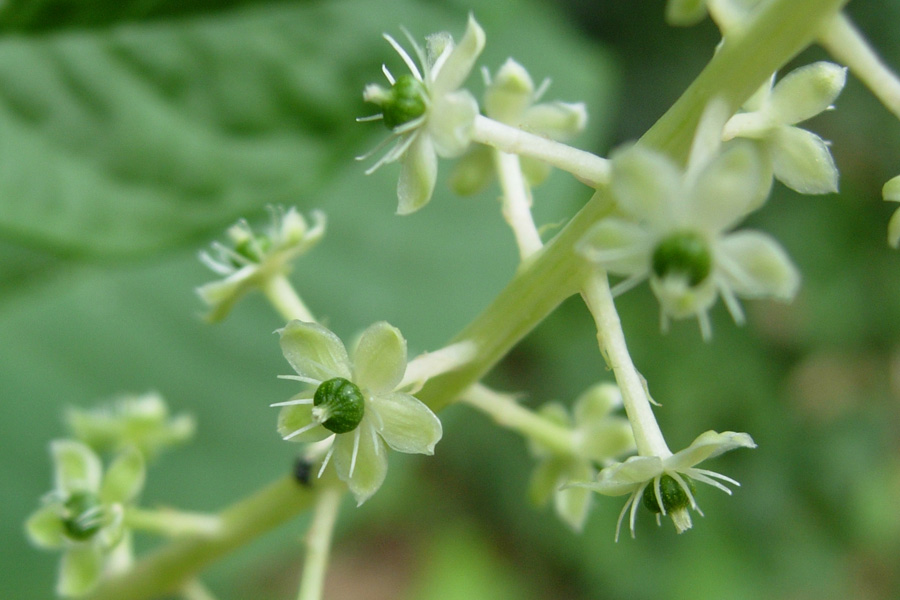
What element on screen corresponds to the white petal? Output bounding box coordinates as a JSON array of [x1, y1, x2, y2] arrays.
[[25, 504, 66, 549], [58, 546, 104, 597], [577, 219, 653, 276], [573, 383, 622, 425], [768, 62, 846, 125], [610, 146, 681, 225], [279, 321, 351, 382], [690, 141, 765, 231], [717, 230, 800, 300], [770, 127, 839, 194], [333, 419, 388, 505], [665, 430, 756, 472], [397, 133, 437, 215], [583, 455, 663, 496], [522, 102, 588, 142], [883, 174, 900, 202], [277, 404, 332, 443], [889, 206, 900, 249], [554, 460, 594, 532], [431, 14, 485, 96], [52, 440, 102, 494], [352, 322, 407, 395], [428, 90, 478, 157], [369, 392, 442, 455], [100, 446, 146, 505]]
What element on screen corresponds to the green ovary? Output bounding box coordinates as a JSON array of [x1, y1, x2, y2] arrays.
[[651, 231, 712, 287]]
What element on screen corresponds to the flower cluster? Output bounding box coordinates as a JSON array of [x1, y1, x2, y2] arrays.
[[197, 206, 325, 322], [361, 15, 485, 214], [528, 384, 634, 531], [26, 441, 145, 596], [274, 320, 442, 504]]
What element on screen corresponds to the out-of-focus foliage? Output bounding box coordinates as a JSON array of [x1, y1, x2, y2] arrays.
[[2, 1, 899, 599]]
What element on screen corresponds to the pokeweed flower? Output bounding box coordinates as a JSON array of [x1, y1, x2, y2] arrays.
[[578, 141, 800, 340], [571, 430, 756, 540], [360, 15, 485, 214], [197, 206, 325, 322], [66, 392, 194, 460], [25, 441, 145, 596], [883, 175, 900, 248], [723, 62, 846, 196], [273, 320, 442, 504], [450, 58, 587, 195], [528, 384, 635, 532]]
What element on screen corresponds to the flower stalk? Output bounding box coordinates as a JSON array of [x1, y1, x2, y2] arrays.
[[471, 115, 611, 187], [263, 274, 317, 323], [296, 486, 343, 600]]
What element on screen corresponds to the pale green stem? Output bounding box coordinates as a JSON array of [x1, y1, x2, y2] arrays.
[[580, 272, 671, 458], [461, 383, 576, 455], [83, 477, 315, 600], [263, 274, 316, 323], [181, 579, 219, 600], [819, 12, 900, 120], [125, 507, 222, 538], [472, 115, 612, 187], [493, 149, 543, 261], [400, 341, 478, 391], [296, 486, 343, 600]]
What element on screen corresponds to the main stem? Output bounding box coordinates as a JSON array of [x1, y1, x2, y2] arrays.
[[296, 486, 343, 600]]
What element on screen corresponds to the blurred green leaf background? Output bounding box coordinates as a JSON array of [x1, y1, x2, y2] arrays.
[[2, 1, 899, 599]]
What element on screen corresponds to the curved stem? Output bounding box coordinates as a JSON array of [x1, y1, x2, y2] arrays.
[[472, 115, 612, 187], [580, 272, 670, 458], [83, 477, 315, 600], [461, 383, 576, 455], [296, 486, 343, 600], [125, 508, 221, 539], [263, 274, 316, 323], [819, 12, 900, 120]]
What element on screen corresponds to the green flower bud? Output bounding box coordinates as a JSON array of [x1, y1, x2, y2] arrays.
[[380, 75, 428, 130], [642, 474, 695, 515], [313, 378, 365, 434], [62, 491, 104, 541], [651, 231, 712, 287]]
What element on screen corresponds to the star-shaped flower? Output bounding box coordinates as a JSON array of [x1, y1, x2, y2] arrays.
[[578, 141, 800, 339], [572, 430, 755, 540], [360, 15, 485, 214], [274, 320, 442, 504], [723, 61, 846, 196], [528, 384, 634, 531], [26, 441, 145, 596], [197, 206, 325, 322]]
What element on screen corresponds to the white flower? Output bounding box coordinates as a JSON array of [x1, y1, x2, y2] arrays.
[[724, 62, 846, 196], [26, 441, 145, 596], [197, 207, 325, 322], [273, 320, 442, 505], [883, 175, 900, 248], [528, 384, 634, 532], [578, 142, 800, 340], [572, 431, 756, 540], [360, 15, 485, 214], [450, 58, 588, 194]]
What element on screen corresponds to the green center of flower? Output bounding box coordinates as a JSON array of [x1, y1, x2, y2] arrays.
[[314, 377, 366, 434], [62, 491, 105, 541], [651, 231, 712, 287], [380, 75, 428, 130], [642, 474, 695, 515], [230, 234, 271, 266]]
